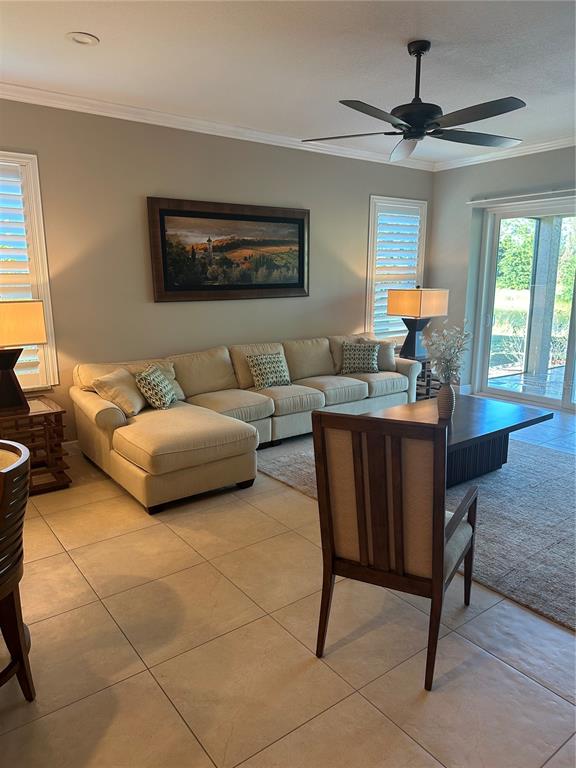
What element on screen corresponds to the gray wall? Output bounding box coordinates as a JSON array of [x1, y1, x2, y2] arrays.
[[0, 99, 433, 432], [426, 147, 576, 384]]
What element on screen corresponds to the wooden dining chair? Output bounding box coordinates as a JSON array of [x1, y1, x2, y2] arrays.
[[312, 410, 478, 690], [0, 439, 35, 701]]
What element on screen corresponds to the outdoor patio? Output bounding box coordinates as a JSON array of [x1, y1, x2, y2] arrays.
[[489, 364, 570, 402]]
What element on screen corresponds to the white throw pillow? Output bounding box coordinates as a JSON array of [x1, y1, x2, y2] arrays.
[[92, 368, 146, 417]]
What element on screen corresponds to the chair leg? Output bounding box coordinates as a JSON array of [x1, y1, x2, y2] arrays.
[[464, 539, 474, 607], [0, 588, 35, 701], [316, 569, 335, 658], [424, 592, 443, 691]]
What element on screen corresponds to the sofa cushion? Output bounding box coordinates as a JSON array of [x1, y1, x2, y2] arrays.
[[187, 389, 274, 422], [283, 338, 335, 380], [347, 372, 409, 398], [92, 367, 146, 417], [112, 401, 257, 475], [294, 375, 368, 406], [255, 384, 325, 416], [168, 346, 238, 397], [229, 342, 284, 389]]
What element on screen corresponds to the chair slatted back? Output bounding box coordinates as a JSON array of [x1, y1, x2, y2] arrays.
[[0, 441, 30, 595], [312, 411, 447, 592]]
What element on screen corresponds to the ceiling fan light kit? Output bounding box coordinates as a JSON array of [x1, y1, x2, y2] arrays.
[[303, 39, 526, 162]]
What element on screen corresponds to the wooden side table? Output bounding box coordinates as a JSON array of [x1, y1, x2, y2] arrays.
[[0, 397, 71, 494]]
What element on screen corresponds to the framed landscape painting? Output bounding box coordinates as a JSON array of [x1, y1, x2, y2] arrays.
[[148, 197, 309, 301]]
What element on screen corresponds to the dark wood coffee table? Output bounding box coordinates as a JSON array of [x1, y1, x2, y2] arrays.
[[367, 395, 553, 486]]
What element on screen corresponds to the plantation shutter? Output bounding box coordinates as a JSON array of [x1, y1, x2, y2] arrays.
[[367, 198, 426, 340], [0, 155, 56, 388]]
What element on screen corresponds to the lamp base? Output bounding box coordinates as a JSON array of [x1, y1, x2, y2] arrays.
[[0, 348, 30, 415], [399, 318, 431, 359]]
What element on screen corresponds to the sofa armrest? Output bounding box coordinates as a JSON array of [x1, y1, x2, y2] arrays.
[[69, 386, 127, 431], [395, 358, 422, 403]]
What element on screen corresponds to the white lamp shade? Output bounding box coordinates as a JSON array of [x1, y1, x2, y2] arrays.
[[387, 288, 449, 318], [0, 300, 47, 347]]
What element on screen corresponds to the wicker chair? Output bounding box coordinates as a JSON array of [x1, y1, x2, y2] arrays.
[[312, 410, 478, 690], [0, 439, 35, 701]]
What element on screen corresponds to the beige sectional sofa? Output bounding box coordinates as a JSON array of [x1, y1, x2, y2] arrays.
[[70, 335, 421, 510]]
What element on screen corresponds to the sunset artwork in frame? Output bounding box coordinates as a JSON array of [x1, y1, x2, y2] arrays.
[[148, 198, 309, 301]]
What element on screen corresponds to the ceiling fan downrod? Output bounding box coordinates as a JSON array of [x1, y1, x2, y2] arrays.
[[407, 39, 431, 103]]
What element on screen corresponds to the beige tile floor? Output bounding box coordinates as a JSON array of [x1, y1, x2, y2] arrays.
[[0, 453, 574, 767]]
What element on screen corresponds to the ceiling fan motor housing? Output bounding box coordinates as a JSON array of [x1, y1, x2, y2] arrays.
[[391, 102, 444, 138]]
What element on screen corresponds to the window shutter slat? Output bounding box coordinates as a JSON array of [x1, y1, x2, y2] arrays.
[[368, 199, 426, 340]]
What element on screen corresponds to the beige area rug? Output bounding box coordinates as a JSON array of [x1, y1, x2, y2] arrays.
[[258, 437, 576, 629]]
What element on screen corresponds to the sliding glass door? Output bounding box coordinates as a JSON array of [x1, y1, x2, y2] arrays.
[[479, 204, 576, 410]]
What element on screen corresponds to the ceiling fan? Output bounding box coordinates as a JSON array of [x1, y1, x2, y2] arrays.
[[303, 40, 526, 162]]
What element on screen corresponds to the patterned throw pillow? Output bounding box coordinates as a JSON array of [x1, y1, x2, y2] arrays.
[[341, 341, 379, 375], [246, 352, 291, 389], [135, 364, 177, 409]]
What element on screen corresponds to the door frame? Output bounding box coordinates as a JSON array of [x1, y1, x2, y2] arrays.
[[472, 196, 576, 411]]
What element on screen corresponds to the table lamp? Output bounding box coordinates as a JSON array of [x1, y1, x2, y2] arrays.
[[0, 300, 47, 414], [387, 288, 449, 358]]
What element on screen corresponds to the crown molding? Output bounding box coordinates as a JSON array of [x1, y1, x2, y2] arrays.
[[0, 82, 434, 171], [433, 136, 575, 171], [1, 82, 573, 173]]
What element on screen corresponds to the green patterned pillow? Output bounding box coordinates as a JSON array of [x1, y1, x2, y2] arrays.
[[135, 364, 176, 409], [341, 341, 379, 375], [246, 352, 291, 389]]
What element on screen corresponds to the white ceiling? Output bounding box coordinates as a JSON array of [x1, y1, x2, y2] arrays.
[[1, 1, 574, 170]]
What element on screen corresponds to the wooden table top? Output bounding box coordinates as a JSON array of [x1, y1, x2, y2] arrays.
[[366, 395, 554, 449], [0, 396, 66, 420]]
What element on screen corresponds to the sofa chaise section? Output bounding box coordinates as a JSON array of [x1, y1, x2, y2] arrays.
[[71, 355, 259, 509]]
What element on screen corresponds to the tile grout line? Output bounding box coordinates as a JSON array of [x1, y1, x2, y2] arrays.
[[41, 516, 162, 552], [452, 628, 576, 706], [0, 668, 146, 741], [147, 614, 267, 672], [539, 731, 576, 767], [266, 611, 358, 691], [352, 630, 575, 768], [391, 584, 505, 630], [355, 687, 451, 768], [33, 488, 127, 519], [231, 690, 359, 768], [162, 519, 292, 561], [356, 682, 458, 768], [148, 675, 219, 768]]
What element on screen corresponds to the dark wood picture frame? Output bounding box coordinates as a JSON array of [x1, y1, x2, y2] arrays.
[[148, 197, 309, 302]]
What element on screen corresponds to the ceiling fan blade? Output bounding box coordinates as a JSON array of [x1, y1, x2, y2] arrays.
[[390, 138, 418, 162], [302, 131, 401, 143], [429, 129, 521, 148], [433, 97, 526, 129], [340, 100, 411, 129]]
